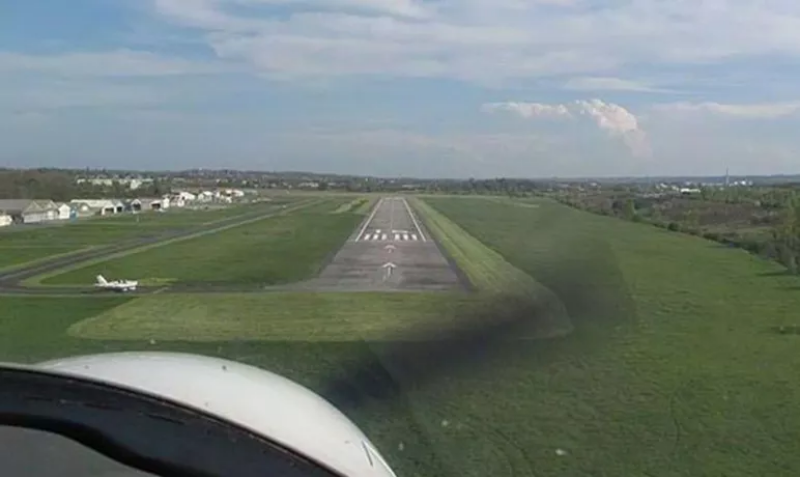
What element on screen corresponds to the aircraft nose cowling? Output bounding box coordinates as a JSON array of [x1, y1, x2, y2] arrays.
[[37, 352, 397, 477]]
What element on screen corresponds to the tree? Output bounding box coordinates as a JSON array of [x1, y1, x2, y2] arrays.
[[772, 199, 800, 274], [623, 198, 637, 220]]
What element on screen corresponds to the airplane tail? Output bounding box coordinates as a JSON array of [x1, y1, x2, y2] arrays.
[[96, 275, 108, 285]]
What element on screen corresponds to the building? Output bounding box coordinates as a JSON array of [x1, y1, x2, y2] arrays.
[[175, 191, 197, 201], [70, 199, 117, 216], [0, 213, 12, 227], [70, 202, 94, 218], [0, 199, 58, 223], [111, 200, 125, 214], [55, 202, 72, 220], [135, 197, 170, 211]]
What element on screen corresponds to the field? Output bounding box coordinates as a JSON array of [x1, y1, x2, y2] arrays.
[[40, 198, 361, 287], [0, 200, 292, 271], [2, 194, 800, 476]]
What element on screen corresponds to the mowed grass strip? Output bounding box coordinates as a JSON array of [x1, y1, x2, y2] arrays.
[[415, 197, 572, 337], [42, 197, 361, 286], [68, 292, 471, 341], [415, 198, 544, 294]]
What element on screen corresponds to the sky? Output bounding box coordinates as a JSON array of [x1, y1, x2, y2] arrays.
[[3, 1, 800, 178]]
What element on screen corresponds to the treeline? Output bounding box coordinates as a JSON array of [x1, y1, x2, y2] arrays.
[[0, 170, 169, 202], [555, 189, 800, 274]]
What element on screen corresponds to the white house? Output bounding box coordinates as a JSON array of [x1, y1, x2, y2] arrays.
[[70, 199, 117, 215], [176, 191, 196, 201], [0, 213, 12, 227], [111, 200, 125, 214], [0, 200, 58, 223], [70, 202, 94, 218], [55, 202, 72, 220], [136, 197, 170, 211]]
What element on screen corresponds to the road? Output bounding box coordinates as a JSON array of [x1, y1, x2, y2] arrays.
[[304, 197, 465, 291]]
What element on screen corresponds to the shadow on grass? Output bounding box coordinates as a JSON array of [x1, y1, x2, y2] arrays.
[[757, 270, 796, 278]]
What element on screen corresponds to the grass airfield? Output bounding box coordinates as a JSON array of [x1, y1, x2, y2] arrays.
[[2, 194, 800, 476]]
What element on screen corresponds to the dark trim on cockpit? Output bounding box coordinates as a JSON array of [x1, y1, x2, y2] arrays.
[[0, 367, 344, 477]]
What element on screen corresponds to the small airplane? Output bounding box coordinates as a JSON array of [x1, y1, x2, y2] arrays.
[[95, 274, 138, 292]]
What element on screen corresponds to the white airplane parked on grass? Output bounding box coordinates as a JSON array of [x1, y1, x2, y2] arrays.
[[95, 274, 138, 292]]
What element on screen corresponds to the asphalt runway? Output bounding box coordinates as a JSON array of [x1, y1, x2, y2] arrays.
[[304, 197, 465, 292]]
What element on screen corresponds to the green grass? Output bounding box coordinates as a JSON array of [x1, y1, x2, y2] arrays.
[[68, 292, 468, 341], [42, 198, 361, 286], [0, 201, 291, 270], [0, 246, 85, 270], [420, 196, 800, 476], [332, 197, 370, 214], [5, 195, 800, 476], [353, 197, 376, 214], [0, 295, 462, 477]]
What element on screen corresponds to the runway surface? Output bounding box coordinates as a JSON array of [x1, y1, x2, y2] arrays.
[[304, 197, 464, 292]]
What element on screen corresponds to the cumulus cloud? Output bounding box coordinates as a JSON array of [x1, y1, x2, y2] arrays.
[[147, 0, 800, 84], [483, 99, 652, 158], [653, 101, 800, 119]]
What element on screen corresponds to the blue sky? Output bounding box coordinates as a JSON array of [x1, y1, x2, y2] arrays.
[[3, 0, 800, 178]]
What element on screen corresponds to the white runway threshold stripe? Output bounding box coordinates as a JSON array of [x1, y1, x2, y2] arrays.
[[354, 197, 383, 242], [357, 231, 426, 242]]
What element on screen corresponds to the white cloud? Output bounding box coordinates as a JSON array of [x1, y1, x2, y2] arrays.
[[653, 101, 800, 119], [0, 50, 228, 77], [563, 77, 670, 93], [481, 102, 572, 119], [148, 0, 800, 84], [483, 99, 652, 158]]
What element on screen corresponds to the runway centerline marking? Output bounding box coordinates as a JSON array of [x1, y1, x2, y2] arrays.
[[401, 197, 427, 242]]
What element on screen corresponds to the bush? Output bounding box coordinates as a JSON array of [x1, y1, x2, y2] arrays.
[[667, 222, 680, 232]]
